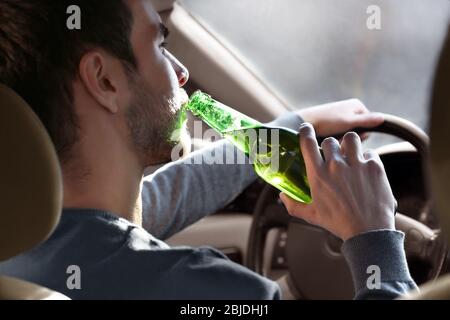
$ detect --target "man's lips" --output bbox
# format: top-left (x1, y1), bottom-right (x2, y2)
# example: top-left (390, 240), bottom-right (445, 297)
top-left (178, 88), bottom-right (189, 107)
top-left (168, 89), bottom-right (189, 113)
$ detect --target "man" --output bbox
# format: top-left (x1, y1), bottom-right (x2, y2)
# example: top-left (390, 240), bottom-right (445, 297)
top-left (0, 0), bottom-right (417, 299)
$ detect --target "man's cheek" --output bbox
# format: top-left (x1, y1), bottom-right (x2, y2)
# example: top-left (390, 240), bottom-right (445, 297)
top-left (147, 63), bottom-right (174, 95)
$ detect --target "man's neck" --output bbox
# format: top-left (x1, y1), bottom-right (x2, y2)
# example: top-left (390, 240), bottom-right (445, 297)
top-left (63, 158), bottom-right (143, 226)
top-left (61, 131), bottom-right (144, 226)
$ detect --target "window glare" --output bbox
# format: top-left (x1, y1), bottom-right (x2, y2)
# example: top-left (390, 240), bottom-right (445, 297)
top-left (181, 0), bottom-right (450, 146)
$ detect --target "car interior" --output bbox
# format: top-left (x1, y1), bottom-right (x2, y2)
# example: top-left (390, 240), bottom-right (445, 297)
top-left (0, 84), bottom-right (68, 300)
top-left (1, 0), bottom-right (450, 300)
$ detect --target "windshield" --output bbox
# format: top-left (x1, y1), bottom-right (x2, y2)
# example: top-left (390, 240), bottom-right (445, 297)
top-left (181, 0), bottom-right (449, 145)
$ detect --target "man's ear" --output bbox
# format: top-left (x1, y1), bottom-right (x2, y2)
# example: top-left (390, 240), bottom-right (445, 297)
top-left (78, 51), bottom-right (122, 114)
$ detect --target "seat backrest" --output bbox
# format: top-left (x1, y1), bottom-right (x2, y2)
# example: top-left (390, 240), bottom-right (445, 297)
top-left (402, 25), bottom-right (450, 300)
top-left (0, 84), bottom-right (68, 300)
top-left (429, 25), bottom-right (450, 248)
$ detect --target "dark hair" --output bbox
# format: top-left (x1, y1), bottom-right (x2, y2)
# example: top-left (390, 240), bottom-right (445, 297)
top-left (0, 0), bottom-right (137, 162)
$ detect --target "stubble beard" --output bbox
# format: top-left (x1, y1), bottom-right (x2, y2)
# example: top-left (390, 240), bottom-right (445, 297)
top-left (126, 75), bottom-right (188, 167)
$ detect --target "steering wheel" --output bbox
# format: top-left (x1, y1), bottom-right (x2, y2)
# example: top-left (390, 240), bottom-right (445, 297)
top-left (247, 114), bottom-right (448, 299)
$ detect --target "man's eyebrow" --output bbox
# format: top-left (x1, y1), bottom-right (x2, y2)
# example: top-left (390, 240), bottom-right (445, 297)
top-left (159, 23), bottom-right (170, 39)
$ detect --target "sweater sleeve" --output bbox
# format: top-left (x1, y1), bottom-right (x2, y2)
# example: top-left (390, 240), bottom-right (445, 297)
top-left (141, 112), bottom-right (304, 239)
top-left (342, 229), bottom-right (419, 299)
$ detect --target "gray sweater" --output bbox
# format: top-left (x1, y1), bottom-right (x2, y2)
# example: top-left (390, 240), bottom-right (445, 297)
top-left (0, 113), bottom-right (417, 299)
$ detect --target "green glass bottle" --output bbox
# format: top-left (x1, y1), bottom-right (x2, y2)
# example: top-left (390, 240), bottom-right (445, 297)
top-left (185, 91), bottom-right (312, 204)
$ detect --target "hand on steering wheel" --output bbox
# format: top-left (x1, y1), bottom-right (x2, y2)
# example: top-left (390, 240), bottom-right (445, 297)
top-left (247, 114), bottom-right (447, 299)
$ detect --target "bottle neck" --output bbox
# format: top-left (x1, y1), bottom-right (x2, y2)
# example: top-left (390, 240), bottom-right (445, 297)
top-left (186, 91), bottom-right (262, 134)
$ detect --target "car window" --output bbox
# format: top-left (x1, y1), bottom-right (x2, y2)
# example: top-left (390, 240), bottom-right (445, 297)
top-left (181, 0), bottom-right (450, 146)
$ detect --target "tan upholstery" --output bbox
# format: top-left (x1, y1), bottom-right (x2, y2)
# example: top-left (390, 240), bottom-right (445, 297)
top-left (402, 26), bottom-right (450, 300)
top-left (0, 84), bottom-right (62, 261)
top-left (430, 27), bottom-right (450, 247)
top-left (0, 84), bottom-right (67, 299)
top-left (0, 276), bottom-right (69, 300)
top-left (404, 275), bottom-right (450, 300)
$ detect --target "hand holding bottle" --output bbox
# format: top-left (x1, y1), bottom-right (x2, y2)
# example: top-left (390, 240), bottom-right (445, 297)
top-left (279, 123), bottom-right (396, 241)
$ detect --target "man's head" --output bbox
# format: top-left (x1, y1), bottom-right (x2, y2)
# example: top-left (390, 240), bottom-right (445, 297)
top-left (0, 0), bottom-right (189, 168)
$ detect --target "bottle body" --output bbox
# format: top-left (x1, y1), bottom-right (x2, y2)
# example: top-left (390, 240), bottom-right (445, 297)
top-left (186, 91), bottom-right (312, 203)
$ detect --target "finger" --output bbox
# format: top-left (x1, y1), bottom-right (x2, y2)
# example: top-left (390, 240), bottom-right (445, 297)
top-left (339, 132), bottom-right (368, 143)
top-left (349, 99), bottom-right (369, 114)
top-left (299, 123), bottom-right (323, 173)
top-left (359, 132), bottom-right (370, 141)
top-left (321, 137), bottom-right (342, 163)
top-left (341, 132), bottom-right (363, 165)
top-left (353, 112), bottom-right (385, 128)
top-left (363, 149), bottom-right (383, 165)
top-left (279, 193), bottom-right (315, 222)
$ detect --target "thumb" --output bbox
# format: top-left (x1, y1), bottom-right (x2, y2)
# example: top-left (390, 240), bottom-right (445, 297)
top-left (279, 193), bottom-right (315, 222)
top-left (354, 112), bottom-right (385, 128)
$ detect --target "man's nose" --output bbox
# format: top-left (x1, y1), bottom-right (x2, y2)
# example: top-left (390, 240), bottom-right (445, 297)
top-left (165, 50), bottom-right (189, 87)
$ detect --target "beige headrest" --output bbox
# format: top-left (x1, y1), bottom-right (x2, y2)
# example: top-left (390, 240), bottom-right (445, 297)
top-left (430, 25), bottom-right (450, 245)
top-left (0, 85), bottom-right (62, 262)
top-left (0, 276), bottom-right (69, 300)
